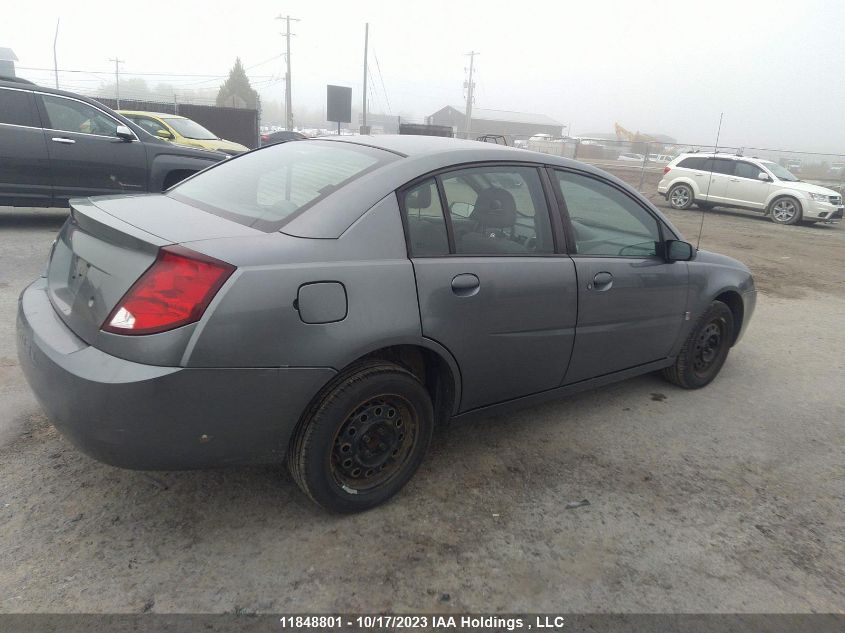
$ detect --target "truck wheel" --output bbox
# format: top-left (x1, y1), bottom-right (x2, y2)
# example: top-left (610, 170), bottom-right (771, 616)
top-left (288, 361), bottom-right (434, 513)
top-left (662, 301), bottom-right (734, 389)
top-left (669, 184), bottom-right (694, 210)
top-left (769, 196), bottom-right (802, 225)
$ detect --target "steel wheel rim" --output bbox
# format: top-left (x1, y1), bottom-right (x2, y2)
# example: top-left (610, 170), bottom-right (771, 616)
top-left (671, 187), bottom-right (690, 208)
top-left (693, 319), bottom-right (725, 375)
top-left (330, 395), bottom-right (418, 493)
top-left (773, 200), bottom-right (796, 222)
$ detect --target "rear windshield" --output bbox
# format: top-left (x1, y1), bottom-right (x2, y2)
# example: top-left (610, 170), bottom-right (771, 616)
top-left (169, 140), bottom-right (397, 232)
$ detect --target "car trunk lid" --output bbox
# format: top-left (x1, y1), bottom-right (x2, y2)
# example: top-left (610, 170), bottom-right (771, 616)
top-left (47, 194), bottom-right (260, 345)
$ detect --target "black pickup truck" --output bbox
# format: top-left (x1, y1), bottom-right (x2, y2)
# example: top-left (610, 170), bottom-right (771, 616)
top-left (0, 77), bottom-right (226, 208)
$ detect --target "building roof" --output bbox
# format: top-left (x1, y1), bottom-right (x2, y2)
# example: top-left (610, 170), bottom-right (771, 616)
top-left (440, 105), bottom-right (562, 127)
top-left (0, 47), bottom-right (18, 62)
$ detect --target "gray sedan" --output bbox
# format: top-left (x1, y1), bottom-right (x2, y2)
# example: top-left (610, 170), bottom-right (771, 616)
top-left (17, 135), bottom-right (756, 512)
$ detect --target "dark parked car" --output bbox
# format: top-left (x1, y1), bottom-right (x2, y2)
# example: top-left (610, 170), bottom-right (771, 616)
top-left (0, 78), bottom-right (225, 208)
top-left (260, 129), bottom-right (306, 146)
top-left (17, 136), bottom-right (756, 512)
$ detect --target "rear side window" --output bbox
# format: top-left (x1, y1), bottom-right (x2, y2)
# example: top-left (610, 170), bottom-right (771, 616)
top-left (170, 141), bottom-right (396, 232)
top-left (677, 157), bottom-right (705, 169)
top-left (401, 179), bottom-right (450, 256)
top-left (701, 158), bottom-right (734, 175)
top-left (0, 88), bottom-right (36, 127)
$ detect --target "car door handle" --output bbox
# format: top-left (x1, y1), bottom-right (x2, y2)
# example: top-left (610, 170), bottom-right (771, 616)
top-left (51, 137), bottom-right (76, 144)
top-left (730, 178), bottom-right (739, 182)
top-left (451, 273), bottom-right (480, 296)
top-left (591, 271), bottom-right (613, 291)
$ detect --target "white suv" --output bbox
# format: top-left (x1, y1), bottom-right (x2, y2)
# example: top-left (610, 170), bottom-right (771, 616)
top-left (658, 153), bottom-right (844, 225)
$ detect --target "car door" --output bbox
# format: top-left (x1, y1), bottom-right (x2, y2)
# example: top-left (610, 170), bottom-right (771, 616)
top-left (402, 164), bottom-right (578, 412)
top-left (36, 93), bottom-right (148, 202)
top-left (724, 160), bottom-right (771, 210)
top-left (0, 86), bottom-right (52, 206)
top-left (698, 157), bottom-right (734, 203)
top-left (551, 168), bottom-right (688, 384)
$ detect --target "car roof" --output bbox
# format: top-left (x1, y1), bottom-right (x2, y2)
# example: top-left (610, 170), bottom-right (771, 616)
top-left (118, 110), bottom-right (185, 120)
top-left (276, 136), bottom-right (683, 241)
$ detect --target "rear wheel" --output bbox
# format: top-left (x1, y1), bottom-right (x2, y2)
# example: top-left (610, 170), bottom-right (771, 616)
top-left (662, 301), bottom-right (734, 389)
top-left (288, 361), bottom-right (434, 513)
top-left (668, 184), bottom-right (694, 210)
top-left (769, 196), bottom-right (802, 225)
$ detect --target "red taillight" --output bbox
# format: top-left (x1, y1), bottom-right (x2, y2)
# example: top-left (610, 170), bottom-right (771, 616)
top-left (102, 245), bottom-right (235, 336)
top-left (663, 166), bottom-right (671, 175)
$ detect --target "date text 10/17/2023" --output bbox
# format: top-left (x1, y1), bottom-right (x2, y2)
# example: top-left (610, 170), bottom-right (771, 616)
top-left (278, 615), bottom-right (568, 630)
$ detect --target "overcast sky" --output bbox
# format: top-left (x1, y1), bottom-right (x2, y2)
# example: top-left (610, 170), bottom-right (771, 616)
top-left (5, 0), bottom-right (845, 153)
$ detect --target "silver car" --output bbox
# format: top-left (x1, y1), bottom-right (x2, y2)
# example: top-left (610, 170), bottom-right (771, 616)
top-left (17, 135), bottom-right (756, 512)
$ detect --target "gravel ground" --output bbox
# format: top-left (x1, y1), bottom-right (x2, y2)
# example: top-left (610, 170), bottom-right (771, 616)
top-left (0, 198), bottom-right (843, 614)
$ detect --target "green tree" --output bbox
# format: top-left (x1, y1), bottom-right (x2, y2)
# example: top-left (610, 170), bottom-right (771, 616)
top-left (216, 58), bottom-right (257, 109)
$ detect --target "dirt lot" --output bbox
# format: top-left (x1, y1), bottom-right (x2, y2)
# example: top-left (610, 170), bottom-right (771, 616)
top-left (0, 195), bottom-right (843, 613)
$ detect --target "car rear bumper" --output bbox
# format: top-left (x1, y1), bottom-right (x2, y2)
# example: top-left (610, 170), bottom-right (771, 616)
top-left (16, 278), bottom-right (335, 470)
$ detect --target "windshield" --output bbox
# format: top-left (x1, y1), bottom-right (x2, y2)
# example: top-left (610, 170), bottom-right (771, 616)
top-left (760, 161), bottom-right (799, 182)
top-left (165, 117), bottom-right (219, 140)
top-left (169, 140), bottom-right (397, 232)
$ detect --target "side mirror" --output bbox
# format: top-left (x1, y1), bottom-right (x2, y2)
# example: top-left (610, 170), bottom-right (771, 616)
top-left (156, 129), bottom-right (175, 140)
top-left (115, 125), bottom-right (134, 141)
top-left (757, 171), bottom-right (770, 182)
top-left (665, 239), bottom-right (695, 262)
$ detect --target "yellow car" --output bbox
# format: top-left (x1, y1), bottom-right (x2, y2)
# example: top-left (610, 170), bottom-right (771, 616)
top-left (118, 111), bottom-right (248, 156)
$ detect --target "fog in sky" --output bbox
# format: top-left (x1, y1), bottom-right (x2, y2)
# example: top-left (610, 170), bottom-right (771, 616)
top-left (5, 0), bottom-right (844, 153)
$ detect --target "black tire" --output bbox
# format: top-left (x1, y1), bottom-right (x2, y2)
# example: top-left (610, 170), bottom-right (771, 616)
top-left (288, 361), bottom-right (434, 513)
top-left (662, 301), bottom-right (734, 389)
top-left (768, 196), bottom-right (802, 225)
top-left (696, 202), bottom-right (713, 211)
top-left (668, 184), bottom-right (695, 210)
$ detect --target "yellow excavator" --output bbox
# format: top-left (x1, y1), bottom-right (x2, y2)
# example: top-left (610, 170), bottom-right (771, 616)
top-left (614, 122), bottom-right (657, 143)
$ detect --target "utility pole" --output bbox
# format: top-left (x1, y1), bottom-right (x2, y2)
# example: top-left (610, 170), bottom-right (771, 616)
top-left (276, 14), bottom-right (300, 131)
top-left (361, 22), bottom-right (369, 134)
top-left (53, 19), bottom-right (60, 89)
top-left (463, 51), bottom-right (479, 138)
top-left (109, 56), bottom-right (124, 108)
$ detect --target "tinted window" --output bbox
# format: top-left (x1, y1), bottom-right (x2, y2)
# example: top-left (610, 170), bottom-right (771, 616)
top-left (441, 165), bottom-right (553, 255)
top-left (401, 179), bottom-right (449, 256)
top-left (677, 156), bottom-right (705, 169)
top-left (701, 158), bottom-right (734, 175)
top-left (555, 171), bottom-right (660, 257)
top-left (735, 161), bottom-right (763, 179)
top-left (170, 140), bottom-right (396, 232)
top-left (41, 95), bottom-right (119, 137)
top-left (0, 88), bottom-right (35, 127)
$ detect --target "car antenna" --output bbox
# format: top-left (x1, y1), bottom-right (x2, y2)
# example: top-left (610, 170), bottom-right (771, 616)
top-left (697, 112), bottom-right (724, 250)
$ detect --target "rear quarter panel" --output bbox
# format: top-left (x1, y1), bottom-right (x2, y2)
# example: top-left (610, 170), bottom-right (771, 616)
top-left (184, 194), bottom-right (424, 370)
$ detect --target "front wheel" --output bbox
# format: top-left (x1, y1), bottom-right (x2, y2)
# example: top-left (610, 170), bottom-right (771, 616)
top-left (769, 197), bottom-right (802, 225)
top-left (662, 301), bottom-right (734, 389)
top-left (288, 361), bottom-right (434, 513)
top-left (668, 184), bottom-right (695, 210)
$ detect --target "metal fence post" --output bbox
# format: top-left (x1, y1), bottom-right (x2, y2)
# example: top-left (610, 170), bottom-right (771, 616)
top-left (573, 139), bottom-right (580, 160)
top-left (638, 141), bottom-right (651, 192)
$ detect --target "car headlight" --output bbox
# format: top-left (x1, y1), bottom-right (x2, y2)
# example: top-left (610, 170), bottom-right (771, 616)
top-left (809, 193), bottom-right (830, 202)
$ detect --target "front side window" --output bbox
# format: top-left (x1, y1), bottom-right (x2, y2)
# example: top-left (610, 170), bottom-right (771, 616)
top-left (165, 117), bottom-right (218, 140)
top-left (170, 140), bottom-right (396, 232)
top-left (440, 165), bottom-right (554, 255)
top-left (0, 88), bottom-right (36, 127)
top-left (41, 95), bottom-right (118, 137)
top-left (735, 161), bottom-right (764, 180)
top-left (760, 161), bottom-right (799, 182)
top-left (130, 116), bottom-right (170, 137)
top-left (555, 170), bottom-right (661, 257)
top-left (401, 179), bottom-right (449, 256)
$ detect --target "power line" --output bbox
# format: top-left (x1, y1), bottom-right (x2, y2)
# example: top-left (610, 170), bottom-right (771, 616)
top-left (372, 46), bottom-right (392, 114)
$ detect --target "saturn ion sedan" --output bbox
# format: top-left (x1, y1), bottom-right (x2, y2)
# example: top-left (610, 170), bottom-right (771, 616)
top-left (17, 135), bottom-right (756, 512)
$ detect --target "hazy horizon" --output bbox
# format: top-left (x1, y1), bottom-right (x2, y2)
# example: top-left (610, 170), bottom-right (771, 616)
top-left (5, 0), bottom-right (845, 154)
